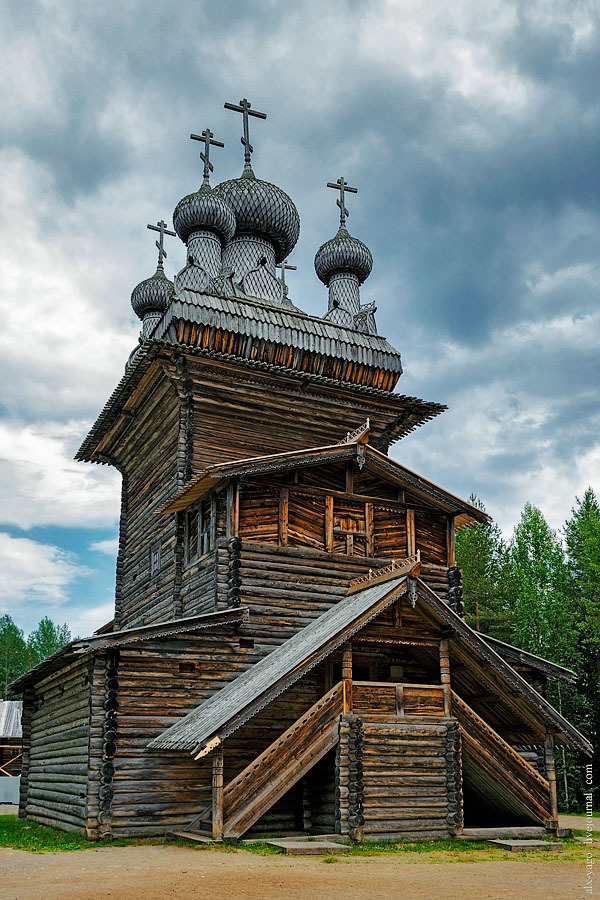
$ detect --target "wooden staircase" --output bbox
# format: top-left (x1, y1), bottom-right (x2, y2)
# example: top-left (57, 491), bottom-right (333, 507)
top-left (451, 691), bottom-right (551, 825)
top-left (183, 681), bottom-right (345, 841)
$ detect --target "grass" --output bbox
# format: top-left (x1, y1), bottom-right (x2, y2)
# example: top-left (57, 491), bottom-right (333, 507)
top-left (1, 816), bottom-right (597, 865)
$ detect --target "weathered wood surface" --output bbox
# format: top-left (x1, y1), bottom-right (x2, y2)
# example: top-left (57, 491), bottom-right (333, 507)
top-left (221, 683), bottom-right (344, 838)
top-left (452, 691), bottom-right (550, 824)
top-left (24, 658), bottom-right (92, 834)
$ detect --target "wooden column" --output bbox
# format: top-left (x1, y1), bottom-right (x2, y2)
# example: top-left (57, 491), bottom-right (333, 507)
top-left (406, 508), bottom-right (415, 556)
top-left (545, 732), bottom-right (559, 829)
top-left (365, 502), bottom-right (374, 557)
top-left (345, 462), bottom-right (354, 494)
top-left (342, 643), bottom-right (353, 713)
top-left (278, 487), bottom-right (289, 547)
top-left (226, 480), bottom-right (239, 539)
top-left (212, 745), bottom-right (224, 840)
top-left (447, 516), bottom-right (455, 567)
top-left (439, 639), bottom-right (452, 717)
top-left (325, 495), bottom-right (334, 552)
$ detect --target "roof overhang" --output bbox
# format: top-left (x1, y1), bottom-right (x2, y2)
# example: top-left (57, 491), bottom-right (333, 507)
top-left (9, 608), bottom-right (248, 693)
top-left (158, 440), bottom-right (491, 527)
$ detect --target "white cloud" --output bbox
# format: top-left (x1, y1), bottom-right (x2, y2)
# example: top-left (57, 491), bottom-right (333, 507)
top-left (68, 601), bottom-right (115, 639)
top-left (0, 531), bottom-right (89, 616)
top-left (0, 420), bottom-right (121, 530)
top-left (90, 538), bottom-right (119, 556)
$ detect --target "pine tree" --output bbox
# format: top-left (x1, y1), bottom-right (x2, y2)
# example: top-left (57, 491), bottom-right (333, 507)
top-left (26, 617), bottom-right (72, 668)
top-left (455, 495), bottom-right (512, 641)
top-left (0, 615), bottom-right (28, 699)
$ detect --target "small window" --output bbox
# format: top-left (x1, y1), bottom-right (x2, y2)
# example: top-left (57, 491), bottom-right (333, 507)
top-left (239, 637), bottom-right (255, 650)
top-left (185, 499), bottom-right (214, 564)
top-left (150, 542), bottom-right (161, 575)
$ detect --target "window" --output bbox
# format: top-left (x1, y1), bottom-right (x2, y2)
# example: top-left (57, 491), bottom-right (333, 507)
top-left (150, 542), bottom-right (161, 575)
top-left (185, 499), bottom-right (214, 564)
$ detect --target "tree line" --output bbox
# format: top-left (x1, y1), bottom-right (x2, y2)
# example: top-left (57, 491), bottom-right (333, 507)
top-left (0, 616), bottom-right (72, 699)
top-left (456, 487), bottom-right (599, 811)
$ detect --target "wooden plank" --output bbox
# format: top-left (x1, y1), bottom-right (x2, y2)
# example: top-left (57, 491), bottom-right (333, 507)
top-left (406, 509), bottom-right (415, 556)
top-left (212, 746), bottom-right (224, 840)
top-left (278, 487), bottom-right (289, 547)
top-left (325, 495), bottom-right (334, 552)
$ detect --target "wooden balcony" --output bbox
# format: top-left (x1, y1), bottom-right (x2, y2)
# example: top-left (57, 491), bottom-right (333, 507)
top-left (353, 681), bottom-right (450, 720)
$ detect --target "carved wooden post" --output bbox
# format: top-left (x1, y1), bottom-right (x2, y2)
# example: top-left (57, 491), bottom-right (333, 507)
top-left (447, 516), bottom-right (455, 567)
top-left (545, 731), bottom-right (559, 831)
top-left (226, 480), bottom-right (239, 539)
top-left (212, 745), bottom-right (224, 840)
top-left (278, 487), bottom-right (289, 547)
top-left (342, 643), bottom-right (353, 713)
top-left (325, 495), bottom-right (334, 552)
top-left (365, 502), bottom-right (374, 557)
top-left (439, 639), bottom-right (451, 717)
top-left (406, 508), bottom-right (415, 556)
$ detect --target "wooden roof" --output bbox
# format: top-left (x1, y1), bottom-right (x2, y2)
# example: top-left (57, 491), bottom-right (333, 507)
top-left (158, 440), bottom-right (491, 526)
top-left (482, 635), bottom-right (577, 684)
top-left (147, 573), bottom-right (415, 755)
top-left (9, 608), bottom-right (247, 693)
top-left (147, 574), bottom-right (592, 756)
top-left (0, 700), bottom-right (22, 739)
top-left (76, 342), bottom-right (446, 464)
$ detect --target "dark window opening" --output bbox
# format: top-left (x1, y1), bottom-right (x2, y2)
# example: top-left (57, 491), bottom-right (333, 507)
top-left (179, 662), bottom-right (196, 675)
top-left (185, 499), bottom-right (214, 564)
top-left (239, 637), bottom-right (255, 649)
top-left (150, 542), bottom-right (161, 575)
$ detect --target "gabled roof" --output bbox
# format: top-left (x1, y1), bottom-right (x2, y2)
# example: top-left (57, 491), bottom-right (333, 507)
top-left (148, 574), bottom-right (413, 754)
top-left (9, 608), bottom-right (247, 693)
top-left (158, 440), bottom-right (491, 526)
top-left (147, 572), bottom-right (592, 757)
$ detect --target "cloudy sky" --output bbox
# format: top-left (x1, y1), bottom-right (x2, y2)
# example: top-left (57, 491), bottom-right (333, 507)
top-left (1, 0), bottom-right (598, 637)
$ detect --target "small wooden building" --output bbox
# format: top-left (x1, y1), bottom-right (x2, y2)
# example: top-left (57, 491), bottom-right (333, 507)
top-left (0, 700), bottom-right (22, 778)
top-left (12, 101), bottom-right (591, 839)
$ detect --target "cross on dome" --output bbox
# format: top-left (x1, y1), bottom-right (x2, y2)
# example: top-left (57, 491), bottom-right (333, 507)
top-left (147, 220), bottom-right (176, 270)
top-left (276, 258), bottom-right (297, 286)
top-left (326, 176), bottom-right (358, 229)
top-left (190, 128), bottom-right (225, 186)
top-left (224, 97), bottom-right (267, 174)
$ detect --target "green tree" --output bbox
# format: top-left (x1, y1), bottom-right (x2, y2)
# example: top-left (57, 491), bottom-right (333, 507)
top-left (455, 495), bottom-right (512, 641)
top-left (565, 489), bottom-right (600, 684)
top-left (0, 615), bottom-right (28, 699)
top-left (26, 617), bottom-right (72, 668)
top-left (508, 503), bottom-right (577, 664)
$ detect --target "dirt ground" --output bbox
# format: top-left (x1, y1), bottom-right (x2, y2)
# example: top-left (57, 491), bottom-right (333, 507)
top-left (0, 845), bottom-right (592, 900)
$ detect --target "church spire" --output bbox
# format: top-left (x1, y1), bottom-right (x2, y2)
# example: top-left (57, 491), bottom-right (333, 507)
top-left (130, 220), bottom-right (175, 340)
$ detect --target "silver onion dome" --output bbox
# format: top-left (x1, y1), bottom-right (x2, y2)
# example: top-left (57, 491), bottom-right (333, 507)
top-left (314, 226), bottom-right (373, 286)
top-left (130, 268), bottom-right (173, 320)
top-left (213, 171), bottom-right (300, 263)
top-left (173, 183), bottom-right (236, 246)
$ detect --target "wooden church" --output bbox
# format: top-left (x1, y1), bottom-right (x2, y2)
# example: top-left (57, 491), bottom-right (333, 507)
top-left (12, 99), bottom-right (591, 841)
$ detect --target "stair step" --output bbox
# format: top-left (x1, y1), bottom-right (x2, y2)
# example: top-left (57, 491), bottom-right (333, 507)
top-left (487, 839), bottom-right (563, 852)
top-left (458, 827), bottom-right (546, 840)
top-left (263, 838), bottom-right (350, 856)
top-left (171, 831), bottom-right (218, 844)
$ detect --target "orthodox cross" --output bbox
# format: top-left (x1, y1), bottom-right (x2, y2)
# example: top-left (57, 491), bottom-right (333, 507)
top-left (224, 98), bottom-right (267, 171)
top-left (327, 176), bottom-right (358, 229)
top-left (276, 258), bottom-right (297, 286)
top-left (147, 220), bottom-right (176, 270)
top-left (190, 127), bottom-right (225, 185)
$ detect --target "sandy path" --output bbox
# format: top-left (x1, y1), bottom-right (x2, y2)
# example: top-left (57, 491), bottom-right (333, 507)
top-left (0, 845), bottom-right (591, 900)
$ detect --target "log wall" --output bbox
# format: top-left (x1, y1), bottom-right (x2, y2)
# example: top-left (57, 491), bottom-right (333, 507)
top-left (24, 658), bottom-right (92, 834)
top-left (118, 377), bottom-right (181, 629)
top-left (339, 718), bottom-right (463, 841)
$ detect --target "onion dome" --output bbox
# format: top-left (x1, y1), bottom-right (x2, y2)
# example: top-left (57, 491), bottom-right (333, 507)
top-left (130, 267), bottom-right (173, 320)
top-left (314, 226), bottom-right (373, 286)
top-left (173, 183), bottom-right (236, 246)
top-left (213, 171), bottom-right (300, 263)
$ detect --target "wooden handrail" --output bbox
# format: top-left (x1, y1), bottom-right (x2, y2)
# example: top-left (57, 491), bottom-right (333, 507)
top-left (452, 690), bottom-right (550, 821)
top-left (221, 681), bottom-right (344, 836)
